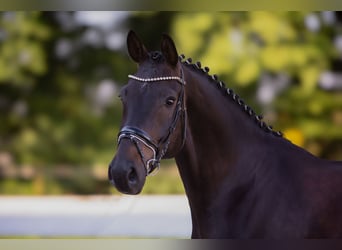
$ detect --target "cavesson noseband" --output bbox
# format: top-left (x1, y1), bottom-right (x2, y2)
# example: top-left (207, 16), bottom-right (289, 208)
top-left (117, 69), bottom-right (187, 176)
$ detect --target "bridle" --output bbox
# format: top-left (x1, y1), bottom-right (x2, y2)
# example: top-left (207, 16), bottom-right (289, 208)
top-left (117, 68), bottom-right (187, 176)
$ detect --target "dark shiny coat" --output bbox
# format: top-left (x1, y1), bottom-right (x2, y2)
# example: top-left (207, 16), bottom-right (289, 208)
top-left (109, 31), bottom-right (342, 238)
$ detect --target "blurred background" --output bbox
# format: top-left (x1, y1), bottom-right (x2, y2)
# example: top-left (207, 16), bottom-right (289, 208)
top-left (0, 11), bottom-right (341, 196)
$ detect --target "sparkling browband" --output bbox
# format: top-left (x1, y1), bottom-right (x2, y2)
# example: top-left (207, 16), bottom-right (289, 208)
top-left (128, 74), bottom-right (185, 85)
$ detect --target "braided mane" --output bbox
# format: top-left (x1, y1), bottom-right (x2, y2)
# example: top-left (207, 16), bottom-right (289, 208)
top-left (179, 54), bottom-right (283, 137)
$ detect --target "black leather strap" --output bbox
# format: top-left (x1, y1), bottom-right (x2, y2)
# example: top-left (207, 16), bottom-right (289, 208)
top-left (118, 126), bottom-right (159, 151)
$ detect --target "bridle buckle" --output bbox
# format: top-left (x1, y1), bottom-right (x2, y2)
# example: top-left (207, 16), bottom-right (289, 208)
top-left (146, 159), bottom-right (160, 176)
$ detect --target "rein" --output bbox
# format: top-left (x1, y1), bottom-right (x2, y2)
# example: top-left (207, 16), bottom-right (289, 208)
top-left (117, 69), bottom-right (187, 176)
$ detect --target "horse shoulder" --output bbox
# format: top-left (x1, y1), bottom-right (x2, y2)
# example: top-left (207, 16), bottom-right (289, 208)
top-left (274, 140), bottom-right (342, 237)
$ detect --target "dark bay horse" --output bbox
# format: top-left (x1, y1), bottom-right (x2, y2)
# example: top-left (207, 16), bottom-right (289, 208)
top-left (108, 30), bottom-right (342, 238)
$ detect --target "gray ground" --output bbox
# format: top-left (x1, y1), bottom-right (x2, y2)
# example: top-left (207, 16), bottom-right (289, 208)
top-left (0, 195), bottom-right (191, 238)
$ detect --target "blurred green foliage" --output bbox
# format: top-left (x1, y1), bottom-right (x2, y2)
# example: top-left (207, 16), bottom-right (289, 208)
top-left (172, 12), bottom-right (332, 88)
top-left (171, 12), bottom-right (342, 158)
top-left (0, 11), bottom-right (341, 195)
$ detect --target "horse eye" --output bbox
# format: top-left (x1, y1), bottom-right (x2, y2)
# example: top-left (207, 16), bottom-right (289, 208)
top-left (165, 97), bottom-right (176, 106)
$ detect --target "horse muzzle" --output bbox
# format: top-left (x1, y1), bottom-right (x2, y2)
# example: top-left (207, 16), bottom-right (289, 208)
top-left (108, 155), bottom-right (146, 195)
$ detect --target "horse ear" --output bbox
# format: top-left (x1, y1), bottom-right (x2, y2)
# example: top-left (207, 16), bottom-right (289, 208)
top-left (161, 34), bottom-right (179, 67)
top-left (127, 30), bottom-right (148, 63)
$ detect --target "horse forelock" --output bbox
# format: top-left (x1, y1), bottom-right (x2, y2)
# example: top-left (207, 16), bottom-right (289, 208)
top-left (148, 51), bottom-right (165, 63)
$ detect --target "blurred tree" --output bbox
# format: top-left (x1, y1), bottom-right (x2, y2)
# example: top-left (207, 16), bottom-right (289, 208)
top-left (0, 11), bottom-right (129, 168)
top-left (170, 11), bottom-right (342, 160)
top-left (0, 11), bottom-right (178, 194)
top-left (0, 11), bottom-right (341, 194)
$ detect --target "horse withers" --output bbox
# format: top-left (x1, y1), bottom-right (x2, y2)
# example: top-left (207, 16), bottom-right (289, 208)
top-left (108, 30), bottom-right (342, 238)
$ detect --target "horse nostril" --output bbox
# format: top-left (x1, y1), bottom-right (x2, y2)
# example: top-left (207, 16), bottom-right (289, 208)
top-left (108, 165), bottom-right (113, 180)
top-left (108, 166), bottom-right (116, 186)
top-left (128, 167), bottom-right (138, 184)
top-left (108, 166), bottom-right (112, 180)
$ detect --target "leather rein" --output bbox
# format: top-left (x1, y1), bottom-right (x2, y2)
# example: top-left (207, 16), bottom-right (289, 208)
top-left (117, 69), bottom-right (187, 176)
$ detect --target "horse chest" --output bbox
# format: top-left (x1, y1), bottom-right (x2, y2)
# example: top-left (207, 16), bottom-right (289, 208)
top-left (192, 180), bottom-right (310, 238)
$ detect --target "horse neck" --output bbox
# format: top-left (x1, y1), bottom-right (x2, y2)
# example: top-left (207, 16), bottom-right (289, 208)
top-left (175, 64), bottom-right (272, 209)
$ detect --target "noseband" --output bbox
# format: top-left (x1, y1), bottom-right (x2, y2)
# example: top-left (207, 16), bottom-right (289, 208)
top-left (117, 69), bottom-right (187, 176)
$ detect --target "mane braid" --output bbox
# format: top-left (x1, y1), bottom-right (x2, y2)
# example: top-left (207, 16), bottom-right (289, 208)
top-left (179, 54), bottom-right (283, 137)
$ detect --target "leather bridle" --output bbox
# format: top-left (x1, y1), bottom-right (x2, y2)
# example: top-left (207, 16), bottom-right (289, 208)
top-left (117, 69), bottom-right (187, 176)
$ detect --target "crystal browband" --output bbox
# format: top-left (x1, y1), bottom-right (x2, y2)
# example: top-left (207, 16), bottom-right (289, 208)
top-left (128, 74), bottom-right (185, 85)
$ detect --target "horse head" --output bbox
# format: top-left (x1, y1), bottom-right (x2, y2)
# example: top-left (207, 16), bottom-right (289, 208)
top-left (108, 31), bottom-right (186, 194)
